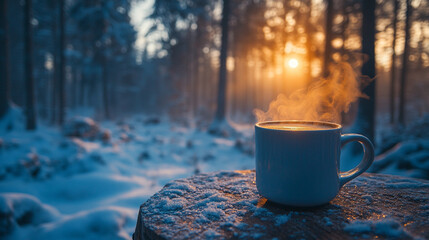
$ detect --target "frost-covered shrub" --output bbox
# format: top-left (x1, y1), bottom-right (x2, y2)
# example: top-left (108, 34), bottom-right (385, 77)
top-left (0, 138), bottom-right (20, 151)
top-left (404, 114), bottom-right (429, 140)
top-left (62, 117), bottom-right (110, 142)
top-left (234, 138), bottom-right (254, 156)
top-left (144, 117), bottom-right (161, 125)
top-left (0, 106), bottom-right (25, 133)
top-left (63, 117), bottom-right (100, 139)
top-left (0, 139), bottom-right (106, 180)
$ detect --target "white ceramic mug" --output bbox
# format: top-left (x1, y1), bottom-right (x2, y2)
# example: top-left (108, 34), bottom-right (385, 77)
top-left (255, 120), bottom-right (374, 207)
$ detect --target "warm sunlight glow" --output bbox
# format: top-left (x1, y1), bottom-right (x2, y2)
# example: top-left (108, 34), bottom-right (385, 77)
top-left (288, 58), bottom-right (299, 68)
top-left (227, 57), bottom-right (235, 71)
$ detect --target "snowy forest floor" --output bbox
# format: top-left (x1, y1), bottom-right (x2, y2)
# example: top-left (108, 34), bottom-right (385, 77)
top-left (0, 110), bottom-right (428, 239)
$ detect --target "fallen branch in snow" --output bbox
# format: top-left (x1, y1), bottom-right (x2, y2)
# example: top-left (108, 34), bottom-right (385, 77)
top-left (371, 114), bottom-right (429, 180)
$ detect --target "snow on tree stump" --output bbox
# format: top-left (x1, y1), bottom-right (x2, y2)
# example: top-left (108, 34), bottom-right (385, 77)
top-left (133, 170), bottom-right (429, 240)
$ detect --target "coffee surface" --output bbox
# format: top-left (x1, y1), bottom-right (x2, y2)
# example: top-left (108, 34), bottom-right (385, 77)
top-left (259, 123), bottom-right (336, 131)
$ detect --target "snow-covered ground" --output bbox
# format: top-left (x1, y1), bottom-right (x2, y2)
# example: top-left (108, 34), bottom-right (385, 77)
top-left (0, 113), bottom-right (254, 239)
top-left (1, 110), bottom-right (428, 239)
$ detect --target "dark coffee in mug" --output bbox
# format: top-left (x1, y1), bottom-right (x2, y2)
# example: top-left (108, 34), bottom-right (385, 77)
top-left (259, 122), bottom-right (336, 131)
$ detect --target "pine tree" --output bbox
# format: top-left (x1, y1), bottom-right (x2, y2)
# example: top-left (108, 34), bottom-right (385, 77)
top-left (356, 0), bottom-right (376, 143)
top-left (209, 0), bottom-right (230, 134)
top-left (0, 0), bottom-right (10, 118)
top-left (58, 0), bottom-right (65, 124)
top-left (322, 0), bottom-right (333, 78)
top-left (389, 0), bottom-right (399, 124)
top-left (25, 0), bottom-right (36, 130)
top-left (398, 0), bottom-right (412, 126)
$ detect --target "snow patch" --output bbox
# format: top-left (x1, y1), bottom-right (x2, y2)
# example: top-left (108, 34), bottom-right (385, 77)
top-left (156, 198), bottom-right (186, 211)
top-left (344, 218), bottom-right (414, 238)
top-left (0, 115), bottom-right (256, 239)
top-left (37, 207), bottom-right (133, 240)
top-left (274, 214), bottom-right (290, 226)
top-left (202, 207), bottom-right (224, 221)
top-left (323, 216), bottom-right (333, 226)
top-left (0, 193), bottom-right (60, 236)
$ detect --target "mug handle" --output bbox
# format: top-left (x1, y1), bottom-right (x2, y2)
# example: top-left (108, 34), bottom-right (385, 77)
top-left (339, 134), bottom-right (375, 187)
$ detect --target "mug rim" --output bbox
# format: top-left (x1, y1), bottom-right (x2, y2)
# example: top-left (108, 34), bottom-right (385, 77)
top-left (255, 120), bottom-right (342, 131)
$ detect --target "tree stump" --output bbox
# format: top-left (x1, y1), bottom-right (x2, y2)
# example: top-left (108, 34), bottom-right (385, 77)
top-left (133, 170), bottom-right (429, 239)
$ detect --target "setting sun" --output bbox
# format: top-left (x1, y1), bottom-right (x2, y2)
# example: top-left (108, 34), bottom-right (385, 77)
top-left (288, 58), bottom-right (299, 68)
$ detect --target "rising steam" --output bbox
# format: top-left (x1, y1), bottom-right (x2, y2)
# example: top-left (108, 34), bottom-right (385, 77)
top-left (254, 62), bottom-right (368, 124)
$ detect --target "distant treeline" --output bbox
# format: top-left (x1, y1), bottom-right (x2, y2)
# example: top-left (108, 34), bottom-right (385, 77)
top-left (0, 0), bottom-right (428, 137)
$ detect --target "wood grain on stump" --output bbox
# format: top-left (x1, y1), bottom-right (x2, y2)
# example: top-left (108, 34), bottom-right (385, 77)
top-left (133, 171), bottom-right (429, 240)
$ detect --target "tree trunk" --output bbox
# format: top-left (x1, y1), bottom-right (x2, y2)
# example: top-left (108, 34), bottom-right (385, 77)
top-left (79, 73), bottom-right (85, 106)
top-left (102, 57), bottom-right (110, 119)
top-left (322, 0), bottom-right (333, 78)
top-left (341, 0), bottom-right (348, 59)
top-left (340, 0), bottom-right (349, 124)
top-left (73, 68), bottom-right (79, 108)
top-left (306, 0), bottom-right (313, 83)
top-left (50, 0), bottom-right (57, 124)
top-left (0, 0), bottom-right (10, 118)
top-left (398, 0), bottom-right (411, 126)
top-left (58, 0), bottom-right (65, 125)
top-left (243, 56), bottom-right (249, 117)
top-left (231, 44), bottom-right (239, 120)
top-left (417, 24), bottom-right (424, 70)
top-left (389, 0), bottom-right (399, 124)
top-left (24, 0), bottom-right (36, 130)
top-left (356, 0), bottom-right (376, 143)
top-left (188, 28), bottom-right (195, 123)
top-left (281, 0), bottom-right (288, 93)
top-left (212, 0), bottom-right (230, 124)
top-left (194, 18), bottom-right (204, 122)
